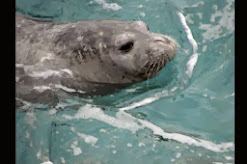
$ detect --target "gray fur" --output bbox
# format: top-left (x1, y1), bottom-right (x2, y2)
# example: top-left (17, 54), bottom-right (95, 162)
top-left (16, 13), bottom-right (178, 106)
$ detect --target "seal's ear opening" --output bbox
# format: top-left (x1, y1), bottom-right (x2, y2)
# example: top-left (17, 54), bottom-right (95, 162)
top-left (119, 41), bottom-right (134, 53)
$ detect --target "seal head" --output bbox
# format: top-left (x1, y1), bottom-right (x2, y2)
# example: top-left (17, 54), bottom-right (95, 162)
top-left (53, 20), bottom-right (177, 84)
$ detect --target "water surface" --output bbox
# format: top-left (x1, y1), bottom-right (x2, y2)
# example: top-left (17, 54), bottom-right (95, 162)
top-left (16, 0), bottom-right (235, 163)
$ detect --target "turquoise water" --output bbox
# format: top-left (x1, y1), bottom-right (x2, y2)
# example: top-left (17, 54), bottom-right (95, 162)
top-left (16, 0), bottom-right (234, 163)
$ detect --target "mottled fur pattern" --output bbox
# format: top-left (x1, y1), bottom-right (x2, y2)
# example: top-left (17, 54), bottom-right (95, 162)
top-left (16, 13), bottom-right (178, 106)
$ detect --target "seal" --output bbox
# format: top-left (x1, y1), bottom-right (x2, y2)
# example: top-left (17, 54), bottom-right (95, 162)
top-left (16, 13), bottom-right (178, 106)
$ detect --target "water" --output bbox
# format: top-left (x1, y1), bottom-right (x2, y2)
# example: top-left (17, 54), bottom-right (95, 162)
top-left (16, 0), bottom-right (234, 163)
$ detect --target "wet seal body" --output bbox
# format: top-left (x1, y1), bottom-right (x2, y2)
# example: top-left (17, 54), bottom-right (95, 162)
top-left (16, 13), bottom-right (178, 106)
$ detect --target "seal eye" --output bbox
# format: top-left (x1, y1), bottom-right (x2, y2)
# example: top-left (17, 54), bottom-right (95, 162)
top-left (119, 42), bottom-right (134, 53)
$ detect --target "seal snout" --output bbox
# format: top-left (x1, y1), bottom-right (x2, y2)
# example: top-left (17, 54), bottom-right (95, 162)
top-left (153, 34), bottom-right (178, 61)
top-left (135, 34), bottom-right (178, 80)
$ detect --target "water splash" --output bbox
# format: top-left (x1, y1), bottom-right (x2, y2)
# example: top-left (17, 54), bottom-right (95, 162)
top-left (62, 104), bottom-right (234, 153)
top-left (177, 11), bottom-right (199, 78)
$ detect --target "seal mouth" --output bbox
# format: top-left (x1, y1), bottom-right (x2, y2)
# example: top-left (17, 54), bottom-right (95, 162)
top-left (136, 53), bottom-right (170, 80)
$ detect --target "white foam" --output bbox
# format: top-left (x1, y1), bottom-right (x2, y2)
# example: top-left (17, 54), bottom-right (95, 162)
top-left (62, 115), bottom-right (73, 120)
top-left (176, 153), bottom-right (181, 158)
top-left (71, 141), bottom-right (82, 156)
top-left (199, 0), bottom-right (234, 42)
top-left (143, 120), bottom-right (234, 152)
top-left (33, 86), bottom-right (52, 92)
top-left (94, 0), bottom-right (122, 11)
top-left (63, 104), bottom-right (234, 153)
top-left (119, 90), bottom-right (170, 111)
top-left (40, 162), bottom-right (53, 164)
top-left (202, 45), bottom-right (207, 52)
top-left (40, 53), bottom-right (54, 62)
top-left (171, 86), bottom-right (178, 92)
top-left (103, 3), bottom-right (122, 10)
top-left (140, 12), bottom-right (146, 17)
top-left (61, 69), bottom-right (74, 77)
top-left (63, 104), bottom-right (143, 133)
top-left (25, 111), bottom-right (37, 128)
top-left (54, 84), bottom-right (86, 94)
top-left (199, 24), bottom-right (222, 41)
top-left (36, 149), bottom-right (41, 159)
top-left (138, 4), bottom-right (143, 8)
top-left (61, 157), bottom-right (65, 164)
top-left (184, 51), bottom-right (197, 73)
top-left (29, 70), bottom-right (62, 79)
top-left (49, 109), bottom-right (57, 115)
top-left (55, 84), bottom-right (76, 92)
top-left (140, 118), bottom-right (234, 152)
top-left (224, 92), bottom-right (235, 99)
top-left (210, 0), bottom-right (234, 30)
top-left (119, 97), bottom-right (159, 111)
top-left (177, 12), bottom-right (199, 78)
top-left (77, 132), bottom-right (98, 145)
top-left (138, 142), bottom-right (145, 147)
top-left (125, 87), bottom-right (141, 93)
top-left (225, 156), bottom-right (234, 160)
top-left (29, 69), bottom-right (74, 79)
top-left (99, 129), bottom-right (107, 133)
top-left (25, 130), bottom-right (30, 139)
